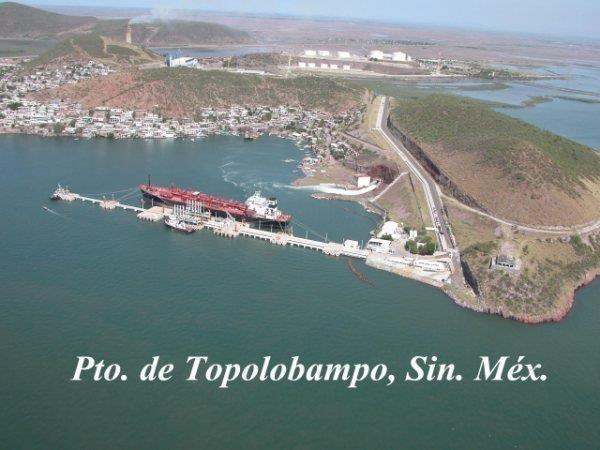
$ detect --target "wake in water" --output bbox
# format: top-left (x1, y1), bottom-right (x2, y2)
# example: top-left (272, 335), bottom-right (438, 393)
top-left (42, 205), bottom-right (84, 225)
top-left (43, 206), bottom-right (61, 216)
top-left (220, 162), bottom-right (289, 194)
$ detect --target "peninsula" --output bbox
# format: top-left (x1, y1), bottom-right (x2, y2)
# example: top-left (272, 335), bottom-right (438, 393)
top-left (1, 2), bottom-right (598, 324)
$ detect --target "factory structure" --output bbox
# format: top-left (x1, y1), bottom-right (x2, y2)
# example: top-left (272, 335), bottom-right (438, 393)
top-left (125, 24), bottom-right (132, 44)
top-left (165, 55), bottom-right (199, 68)
top-left (368, 50), bottom-right (412, 62)
top-left (297, 48), bottom-right (414, 72)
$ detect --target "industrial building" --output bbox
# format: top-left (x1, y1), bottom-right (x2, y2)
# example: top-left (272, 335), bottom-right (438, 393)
top-left (369, 50), bottom-right (412, 62)
top-left (166, 55), bottom-right (198, 68)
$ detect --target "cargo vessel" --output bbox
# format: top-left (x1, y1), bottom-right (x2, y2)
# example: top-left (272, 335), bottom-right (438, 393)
top-left (140, 183), bottom-right (291, 228)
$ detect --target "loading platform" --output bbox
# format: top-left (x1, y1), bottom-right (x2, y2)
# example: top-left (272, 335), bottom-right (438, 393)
top-left (51, 186), bottom-right (370, 260)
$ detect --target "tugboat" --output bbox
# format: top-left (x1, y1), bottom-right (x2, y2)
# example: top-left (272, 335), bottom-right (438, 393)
top-left (164, 214), bottom-right (195, 233)
top-left (50, 184), bottom-right (75, 201)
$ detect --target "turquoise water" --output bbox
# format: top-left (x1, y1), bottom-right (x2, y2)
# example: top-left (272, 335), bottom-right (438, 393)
top-left (0, 134), bottom-right (598, 448)
top-left (372, 64), bottom-right (600, 149)
top-left (453, 65), bottom-right (600, 149)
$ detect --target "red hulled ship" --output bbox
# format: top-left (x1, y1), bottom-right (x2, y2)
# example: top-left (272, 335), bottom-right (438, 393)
top-left (140, 183), bottom-right (291, 228)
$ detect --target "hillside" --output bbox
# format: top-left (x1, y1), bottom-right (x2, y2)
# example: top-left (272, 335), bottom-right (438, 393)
top-left (0, 2), bottom-right (97, 39)
top-left (389, 94), bottom-right (600, 226)
top-left (28, 34), bottom-right (158, 67)
top-left (34, 67), bottom-right (363, 115)
top-left (0, 3), bottom-right (250, 45)
top-left (130, 20), bottom-right (251, 46)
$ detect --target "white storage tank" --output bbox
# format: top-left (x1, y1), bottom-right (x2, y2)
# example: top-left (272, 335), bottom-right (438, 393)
top-left (392, 51), bottom-right (410, 62)
top-left (369, 50), bottom-right (385, 60)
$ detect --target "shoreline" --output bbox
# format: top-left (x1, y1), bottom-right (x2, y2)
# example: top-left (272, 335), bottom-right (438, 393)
top-left (291, 140), bottom-right (600, 325)
top-left (444, 269), bottom-right (600, 324)
top-left (4, 130), bottom-right (598, 325)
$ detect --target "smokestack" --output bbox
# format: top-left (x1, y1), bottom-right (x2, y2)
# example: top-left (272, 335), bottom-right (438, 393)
top-left (126, 24), bottom-right (132, 44)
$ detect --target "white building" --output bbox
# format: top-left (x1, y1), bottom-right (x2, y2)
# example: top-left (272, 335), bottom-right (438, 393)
top-left (166, 56), bottom-right (198, 68)
top-left (369, 50), bottom-right (385, 60)
top-left (337, 51), bottom-right (351, 59)
top-left (320, 63), bottom-right (328, 69)
top-left (355, 174), bottom-right (371, 188)
top-left (308, 62), bottom-right (316, 68)
top-left (367, 238), bottom-right (392, 254)
top-left (317, 50), bottom-right (330, 57)
top-left (304, 50), bottom-right (317, 56)
top-left (342, 64), bottom-right (351, 70)
top-left (298, 61), bottom-right (307, 68)
top-left (330, 64), bottom-right (339, 70)
top-left (392, 51), bottom-right (412, 62)
top-left (343, 240), bottom-right (360, 250)
top-left (377, 221), bottom-right (401, 240)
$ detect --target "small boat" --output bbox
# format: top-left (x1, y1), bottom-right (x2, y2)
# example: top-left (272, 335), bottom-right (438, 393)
top-left (164, 214), bottom-right (195, 233)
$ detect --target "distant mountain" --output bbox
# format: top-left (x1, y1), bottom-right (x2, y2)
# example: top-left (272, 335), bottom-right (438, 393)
top-left (0, 2), bottom-right (98, 39)
top-left (130, 20), bottom-right (251, 46)
top-left (0, 2), bottom-right (251, 45)
top-left (28, 33), bottom-right (159, 67)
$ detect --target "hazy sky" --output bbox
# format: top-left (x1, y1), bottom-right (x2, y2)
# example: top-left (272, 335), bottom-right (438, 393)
top-left (28, 0), bottom-right (600, 39)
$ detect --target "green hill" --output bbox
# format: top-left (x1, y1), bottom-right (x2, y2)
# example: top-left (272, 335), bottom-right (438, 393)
top-left (389, 94), bottom-right (600, 226)
top-left (0, 2), bottom-right (97, 39)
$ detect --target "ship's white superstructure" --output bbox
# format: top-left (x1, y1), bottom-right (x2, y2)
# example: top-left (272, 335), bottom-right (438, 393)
top-left (245, 191), bottom-right (282, 221)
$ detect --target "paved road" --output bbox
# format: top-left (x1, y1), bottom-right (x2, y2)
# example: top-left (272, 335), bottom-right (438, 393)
top-left (375, 97), bottom-right (454, 252)
top-left (374, 97), bottom-right (600, 238)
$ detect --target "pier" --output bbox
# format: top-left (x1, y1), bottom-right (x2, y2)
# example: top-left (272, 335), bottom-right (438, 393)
top-left (49, 185), bottom-right (453, 284)
top-left (52, 186), bottom-right (370, 260)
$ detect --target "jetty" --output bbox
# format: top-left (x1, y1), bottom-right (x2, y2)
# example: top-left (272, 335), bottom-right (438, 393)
top-left (49, 184), bottom-right (453, 285)
top-left (50, 185), bottom-right (370, 260)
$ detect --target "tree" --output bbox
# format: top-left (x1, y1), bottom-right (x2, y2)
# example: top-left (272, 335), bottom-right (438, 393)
top-left (8, 102), bottom-right (22, 111)
top-left (53, 123), bottom-right (66, 135)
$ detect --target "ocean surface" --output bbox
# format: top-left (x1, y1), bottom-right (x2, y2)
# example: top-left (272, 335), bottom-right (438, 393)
top-left (1, 75), bottom-right (599, 448)
top-left (452, 64), bottom-right (600, 150)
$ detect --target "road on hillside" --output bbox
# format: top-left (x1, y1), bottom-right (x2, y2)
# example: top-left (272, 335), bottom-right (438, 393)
top-left (375, 97), bottom-right (600, 237)
top-left (375, 96), bottom-right (455, 252)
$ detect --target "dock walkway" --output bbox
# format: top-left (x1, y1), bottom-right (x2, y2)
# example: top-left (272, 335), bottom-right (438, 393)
top-left (62, 189), bottom-right (370, 259)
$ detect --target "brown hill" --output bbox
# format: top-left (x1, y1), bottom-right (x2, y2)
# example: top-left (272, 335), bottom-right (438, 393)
top-left (28, 34), bottom-right (158, 67)
top-left (389, 94), bottom-right (600, 226)
top-left (34, 67), bottom-right (363, 115)
top-left (0, 3), bottom-right (250, 45)
top-left (130, 20), bottom-right (251, 46)
top-left (0, 2), bottom-right (97, 39)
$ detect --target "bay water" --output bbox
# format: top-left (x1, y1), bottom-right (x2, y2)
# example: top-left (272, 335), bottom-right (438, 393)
top-left (0, 127), bottom-right (598, 447)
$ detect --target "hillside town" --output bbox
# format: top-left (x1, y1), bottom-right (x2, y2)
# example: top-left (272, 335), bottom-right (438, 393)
top-left (0, 59), bottom-right (361, 161)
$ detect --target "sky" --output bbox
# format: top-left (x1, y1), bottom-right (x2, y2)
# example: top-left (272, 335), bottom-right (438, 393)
top-left (26, 0), bottom-right (600, 40)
